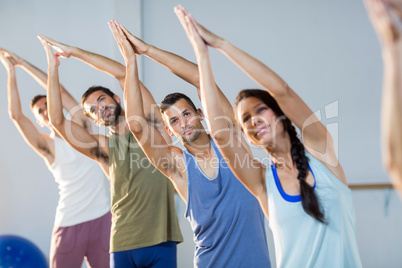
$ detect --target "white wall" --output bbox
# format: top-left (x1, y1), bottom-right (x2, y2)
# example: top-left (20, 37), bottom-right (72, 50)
top-left (0, 0), bottom-right (401, 267)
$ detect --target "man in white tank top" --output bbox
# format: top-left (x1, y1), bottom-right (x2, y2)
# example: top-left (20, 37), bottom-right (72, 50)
top-left (0, 49), bottom-right (111, 268)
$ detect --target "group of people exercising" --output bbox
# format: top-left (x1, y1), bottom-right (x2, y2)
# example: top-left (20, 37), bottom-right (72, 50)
top-left (2, 1), bottom-right (400, 267)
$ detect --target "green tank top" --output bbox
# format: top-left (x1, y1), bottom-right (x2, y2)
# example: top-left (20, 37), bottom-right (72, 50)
top-left (107, 131), bottom-right (183, 252)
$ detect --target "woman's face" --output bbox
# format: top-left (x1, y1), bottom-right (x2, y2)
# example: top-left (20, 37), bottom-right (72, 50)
top-left (236, 96), bottom-right (285, 147)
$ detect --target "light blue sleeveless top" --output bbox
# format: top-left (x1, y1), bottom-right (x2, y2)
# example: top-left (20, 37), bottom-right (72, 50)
top-left (183, 139), bottom-right (271, 267)
top-left (266, 152), bottom-right (362, 268)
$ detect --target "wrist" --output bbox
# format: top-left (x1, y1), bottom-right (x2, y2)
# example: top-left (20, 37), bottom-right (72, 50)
top-left (48, 63), bottom-right (59, 73)
top-left (14, 58), bottom-right (24, 66)
top-left (19, 58), bottom-right (28, 67)
top-left (7, 67), bottom-right (16, 76)
top-left (216, 39), bottom-right (229, 50)
top-left (70, 46), bottom-right (79, 57)
top-left (126, 58), bottom-right (138, 69)
top-left (143, 45), bottom-right (155, 56)
top-left (197, 50), bottom-right (210, 64)
top-left (382, 43), bottom-right (402, 61)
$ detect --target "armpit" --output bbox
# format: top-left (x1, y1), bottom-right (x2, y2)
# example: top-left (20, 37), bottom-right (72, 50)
top-left (90, 146), bottom-right (109, 164)
top-left (38, 142), bottom-right (51, 155)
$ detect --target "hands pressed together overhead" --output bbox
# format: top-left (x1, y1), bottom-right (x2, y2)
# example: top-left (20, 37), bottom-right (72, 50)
top-left (364, 0), bottom-right (402, 46)
top-left (0, 50), bottom-right (16, 72)
top-left (108, 20), bottom-right (138, 65)
top-left (174, 5), bottom-right (225, 57)
top-left (37, 35), bottom-right (73, 58)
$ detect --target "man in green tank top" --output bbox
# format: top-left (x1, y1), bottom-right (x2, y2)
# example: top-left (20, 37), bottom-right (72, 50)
top-left (39, 35), bottom-right (188, 267)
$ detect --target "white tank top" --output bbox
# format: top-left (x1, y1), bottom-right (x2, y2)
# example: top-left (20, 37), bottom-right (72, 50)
top-left (266, 151), bottom-right (362, 268)
top-left (46, 136), bottom-right (110, 227)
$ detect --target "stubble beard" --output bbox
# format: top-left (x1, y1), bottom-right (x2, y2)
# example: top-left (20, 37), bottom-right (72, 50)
top-left (181, 126), bottom-right (202, 143)
top-left (102, 104), bottom-right (122, 127)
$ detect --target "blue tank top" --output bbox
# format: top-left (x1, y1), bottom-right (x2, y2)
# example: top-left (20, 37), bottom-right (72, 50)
top-left (183, 139), bottom-right (271, 267)
top-left (266, 151), bottom-right (362, 268)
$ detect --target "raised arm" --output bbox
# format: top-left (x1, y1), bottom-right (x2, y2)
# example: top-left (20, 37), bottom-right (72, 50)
top-left (174, 7), bottom-right (265, 197)
top-left (38, 35), bottom-right (127, 88)
top-left (364, 0), bottom-right (402, 193)
top-left (116, 25), bottom-right (203, 143)
top-left (38, 37), bottom-right (109, 174)
top-left (2, 48), bottom-right (91, 132)
top-left (183, 8), bottom-right (335, 164)
top-left (118, 27), bottom-right (200, 92)
top-left (39, 35), bottom-right (170, 143)
top-left (0, 51), bottom-right (54, 161)
top-left (109, 21), bottom-right (187, 198)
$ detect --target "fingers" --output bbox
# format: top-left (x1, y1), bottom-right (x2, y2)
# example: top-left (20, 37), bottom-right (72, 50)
top-left (108, 20), bottom-right (134, 61)
top-left (176, 4), bottom-right (190, 16)
top-left (364, 0), bottom-right (401, 42)
top-left (39, 35), bottom-right (55, 45)
top-left (174, 5), bottom-right (192, 37)
top-left (39, 35), bottom-right (61, 50)
top-left (117, 22), bottom-right (134, 39)
top-left (187, 13), bottom-right (205, 35)
top-left (38, 35), bottom-right (58, 65)
top-left (176, 9), bottom-right (207, 53)
top-left (38, 35), bottom-right (51, 52)
top-left (187, 13), bottom-right (203, 36)
top-left (6, 51), bottom-right (20, 63)
top-left (388, 1), bottom-right (402, 28)
top-left (108, 20), bottom-right (125, 50)
top-left (118, 23), bottom-right (139, 48)
top-left (1, 48), bottom-right (9, 56)
top-left (376, 0), bottom-right (402, 38)
top-left (0, 51), bottom-right (6, 62)
top-left (0, 51), bottom-right (14, 68)
top-left (185, 15), bottom-right (203, 44)
top-left (174, 5), bottom-right (210, 51)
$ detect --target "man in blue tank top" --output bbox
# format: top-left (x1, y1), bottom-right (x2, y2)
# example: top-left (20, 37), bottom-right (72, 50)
top-left (109, 21), bottom-right (271, 267)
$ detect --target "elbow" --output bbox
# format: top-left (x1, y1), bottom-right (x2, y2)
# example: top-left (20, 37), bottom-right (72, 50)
top-left (273, 82), bottom-right (292, 99)
top-left (49, 115), bottom-right (64, 129)
top-left (9, 110), bottom-right (22, 122)
top-left (212, 129), bottom-right (227, 142)
top-left (116, 66), bottom-right (127, 81)
top-left (193, 73), bottom-right (201, 89)
top-left (128, 121), bottom-right (143, 136)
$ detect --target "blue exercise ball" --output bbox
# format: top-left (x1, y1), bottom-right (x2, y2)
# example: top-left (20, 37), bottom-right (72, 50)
top-left (0, 235), bottom-right (47, 268)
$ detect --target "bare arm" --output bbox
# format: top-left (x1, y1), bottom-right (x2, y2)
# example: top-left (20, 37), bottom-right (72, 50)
top-left (364, 0), bottom-right (402, 192)
top-left (180, 10), bottom-right (335, 165)
top-left (2, 48), bottom-right (91, 132)
top-left (174, 7), bottom-right (265, 198)
top-left (39, 35), bottom-right (170, 143)
top-left (178, 7), bottom-right (344, 184)
top-left (38, 37), bottom-right (109, 170)
top-left (38, 36), bottom-right (126, 88)
top-left (382, 47), bottom-right (402, 192)
top-left (146, 46), bottom-right (200, 90)
top-left (109, 25), bottom-right (202, 141)
top-left (110, 24), bottom-right (200, 94)
top-left (0, 51), bottom-right (53, 161)
top-left (109, 21), bottom-right (186, 198)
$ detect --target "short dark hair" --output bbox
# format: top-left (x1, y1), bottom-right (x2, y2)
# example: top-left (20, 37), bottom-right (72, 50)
top-left (30, 95), bottom-right (47, 110)
top-left (81, 86), bottom-right (116, 116)
top-left (160, 92), bottom-right (197, 114)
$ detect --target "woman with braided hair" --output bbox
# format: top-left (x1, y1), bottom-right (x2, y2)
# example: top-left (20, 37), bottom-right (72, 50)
top-left (175, 5), bottom-right (362, 267)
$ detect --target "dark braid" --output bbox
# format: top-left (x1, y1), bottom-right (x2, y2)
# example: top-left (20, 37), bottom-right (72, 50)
top-left (235, 89), bottom-right (325, 223)
top-left (286, 121), bottom-right (325, 223)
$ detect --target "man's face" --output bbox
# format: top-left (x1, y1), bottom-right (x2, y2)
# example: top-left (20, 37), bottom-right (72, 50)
top-left (163, 98), bottom-right (205, 143)
top-left (83, 90), bottom-right (122, 126)
top-left (32, 97), bottom-right (50, 128)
